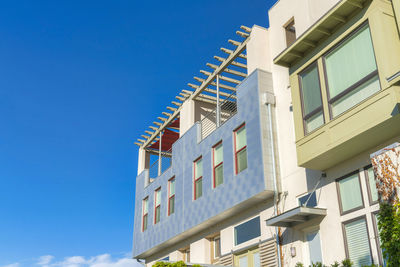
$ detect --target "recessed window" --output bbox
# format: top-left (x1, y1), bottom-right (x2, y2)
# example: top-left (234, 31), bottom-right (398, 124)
top-left (337, 172), bottom-right (364, 214)
top-left (213, 142), bottom-right (224, 188)
top-left (154, 188), bottom-right (161, 224)
top-left (194, 157), bottom-right (203, 200)
top-left (365, 166), bottom-right (379, 204)
top-left (324, 24), bottom-right (380, 117)
top-left (234, 217), bottom-right (261, 246)
top-left (168, 177), bottom-right (175, 216)
top-left (299, 64), bottom-right (324, 133)
top-left (142, 197), bottom-right (148, 231)
top-left (181, 248), bottom-right (190, 263)
top-left (343, 217), bottom-right (373, 267)
top-left (234, 124), bottom-right (247, 174)
top-left (284, 18), bottom-right (296, 47)
top-left (211, 235), bottom-right (221, 262)
top-left (298, 191), bottom-right (317, 207)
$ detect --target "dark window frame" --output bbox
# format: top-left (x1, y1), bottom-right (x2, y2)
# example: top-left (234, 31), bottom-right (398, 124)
top-left (233, 123), bottom-right (247, 175)
top-left (364, 165), bottom-right (379, 206)
top-left (212, 141), bottom-right (223, 188)
top-left (168, 177), bottom-right (175, 216)
top-left (341, 215), bottom-right (374, 266)
top-left (371, 211), bottom-right (385, 266)
top-left (298, 61), bottom-right (325, 135)
top-left (193, 156), bottom-right (203, 200)
top-left (154, 187), bottom-right (161, 224)
top-left (335, 170), bottom-right (365, 215)
top-left (322, 20), bottom-right (381, 119)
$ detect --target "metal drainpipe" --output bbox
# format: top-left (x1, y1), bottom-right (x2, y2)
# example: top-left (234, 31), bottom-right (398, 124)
top-left (267, 101), bottom-right (282, 267)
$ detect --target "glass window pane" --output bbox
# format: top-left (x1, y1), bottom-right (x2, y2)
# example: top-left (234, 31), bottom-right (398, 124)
top-left (235, 126), bottom-right (247, 151)
top-left (300, 65), bottom-right (322, 115)
top-left (214, 143), bottom-right (223, 165)
top-left (214, 238), bottom-right (221, 258)
top-left (299, 192), bottom-right (317, 207)
top-left (169, 196), bottom-right (175, 215)
top-left (143, 214), bottom-right (148, 230)
top-left (344, 218), bottom-right (372, 267)
top-left (237, 148), bottom-right (247, 173)
top-left (253, 252), bottom-right (260, 267)
top-left (331, 75), bottom-right (380, 117)
top-left (234, 217), bottom-right (261, 245)
top-left (170, 179), bottom-right (175, 196)
top-left (367, 167), bottom-right (379, 202)
top-left (195, 158), bottom-right (203, 179)
top-left (155, 190), bottom-right (161, 206)
top-left (143, 199), bottom-right (148, 214)
top-left (239, 256), bottom-right (248, 267)
top-left (307, 231), bottom-right (323, 263)
top-left (155, 206), bottom-right (160, 223)
top-left (215, 164), bottom-right (223, 187)
top-left (339, 174), bottom-right (363, 212)
top-left (195, 178), bottom-right (202, 199)
top-left (305, 111), bottom-right (324, 133)
top-left (325, 25), bottom-right (377, 99)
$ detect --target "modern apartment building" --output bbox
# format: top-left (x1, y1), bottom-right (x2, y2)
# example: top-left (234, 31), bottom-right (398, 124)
top-left (132, 0), bottom-right (400, 267)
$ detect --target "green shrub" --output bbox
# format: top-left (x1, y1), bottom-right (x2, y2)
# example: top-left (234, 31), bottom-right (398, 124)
top-left (378, 202), bottom-right (400, 267)
top-left (295, 263), bottom-right (304, 267)
top-left (152, 261), bottom-right (188, 267)
top-left (330, 261), bottom-right (339, 267)
top-left (341, 259), bottom-right (353, 267)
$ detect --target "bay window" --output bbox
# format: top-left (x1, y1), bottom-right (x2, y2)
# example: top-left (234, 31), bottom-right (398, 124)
top-left (154, 188), bottom-right (161, 224)
top-left (213, 142), bottom-right (223, 188)
top-left (234, 124), bottom-right (247, 174)
top-left (142, 197), bottom-right (148, 231)
top-left (324, 23), bottom-right (380, 117)
top-left (299, 63), bottom-right (324, 133)
top-left (194, 157), bottom-right (203, 200)
top-left (168, 177), bottom-right (175, 215)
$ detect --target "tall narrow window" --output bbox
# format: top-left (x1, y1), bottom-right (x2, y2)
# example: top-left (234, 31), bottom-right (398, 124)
top-left (154, 188), bottom-right (161, 224)
top-left (365, 166), bottom-right (379, 204)
top-left (284, 18), bottom-right (296, 47)
top-left (194, 157), bottom-right (203, 200)
top-left (234, 124), bottom-right (247, 174)
top-left (343, 217), bottom-right (373, 267)
top-left (213, 142), bottom-right (223, 188)
top-left (324, 24), bottom-right (380, 117)
top-left (299, 64), bottom-right (324, 133)
top-left (337, 173), bottom-right (364, 214)
top-left (168, 177), bottom-right (175, 215)
top-left (142, 197), bottom-right (148, 231)
top-left (213, 236), bottom-right (221, 259)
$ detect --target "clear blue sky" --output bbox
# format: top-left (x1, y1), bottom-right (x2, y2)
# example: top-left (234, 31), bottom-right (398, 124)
top-left (0, 1), bottom-right (277, 266)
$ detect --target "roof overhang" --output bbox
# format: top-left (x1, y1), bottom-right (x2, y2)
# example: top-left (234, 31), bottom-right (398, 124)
top-left (274, 0), bottom-right (371, 68)
top-left (266, 206), bottom-right (327, 228)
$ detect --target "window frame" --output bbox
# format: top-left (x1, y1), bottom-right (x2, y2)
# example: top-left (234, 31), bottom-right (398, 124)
top-left (234, 216), bottom-right (261, 246)
top-left (212, 141), bottom-right (223, 188)
top-left (234, 123), bottom-right (247, 175)
top-left (371, 211), bottom-right (385, 266)
top-left (168, 177), bottom-right (175, 216)
top-left (154, 187), bottom-right (161, 224)
top-left (298, 61), bottom-right (325, 135)
top-left (335, 170), bottom-right (365, 215)
top-left (322, 21), bottom-right (380, 119)
top-left (142, 197), bottom-right (149, 232)
top-left (341, 215), bottom-right (374, 266)
top-left (193, 156), bottom-right (203, 200)
top-left (364, 165), bottom-right (379, 206)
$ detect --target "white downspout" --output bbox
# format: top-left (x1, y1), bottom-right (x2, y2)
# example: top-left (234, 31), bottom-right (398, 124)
top-left (267, 99), bottom-right (282, 267)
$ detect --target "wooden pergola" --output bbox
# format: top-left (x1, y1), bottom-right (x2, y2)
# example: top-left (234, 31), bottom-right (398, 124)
top-left (135, 25), bottom-right (252, 153)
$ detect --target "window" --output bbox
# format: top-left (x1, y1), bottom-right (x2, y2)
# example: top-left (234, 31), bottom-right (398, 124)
top-left (234, 124), bottom-right (247, 174)
top-left (324, 24), bottom-right (380, 117)
top-left (168, 177), bottom-right (175, 215)
top-left (210, 235), bottom-right (221, 263)
top-left (343, 217), bottom-right (373, 267)
top-left (372, 212), bottom-right (386, 266)
top-left (365, 166), bottom-right (379, 204)
top-left (298, 191), bottom-right (317, 207)
top-left (194, 157), bottom-right (203, 200)
top-left (234, 217), bottom-right (261, 246)
top-left (182, 248), bottom-right (190, 263)
top-left (337, 172), bottom-right (364, 214)
top-left (306, 230), bottom-right (323, 264)
top-left (213, 142), bottom-right (223, 188)
top-left (154, 188), bottom-right (161, 224)
top-left (299, 64), bottom-right (324, 133)
top-left (142, 197), bottom-right (149, 231)
top-left (234, 247), bottom-right (260, 267)
top-left (284, 18), bottom-right (296, 47)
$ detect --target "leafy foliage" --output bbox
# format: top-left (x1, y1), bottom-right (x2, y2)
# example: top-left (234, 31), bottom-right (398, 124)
top-left (377, 202), bottom-right (400, 266)
top-left (152, 261), bottom-right (188, 267)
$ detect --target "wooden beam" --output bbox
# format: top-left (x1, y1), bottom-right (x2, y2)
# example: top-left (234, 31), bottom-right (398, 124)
top-left (236, 31), bottom-right (249, 38)
top-left (204, 87), bottom-right (236, 98)
top-left (188, 83), bottom-right (199, 89)
top-left (158, 117), bottom-right (167, 122)
top-left (171, 101), bottom-right (182, 106)
top-left (166, 106), bottom-right (177, 112)
top-left (223, 68), bottom-right (247, 78)
top-left (195, 75), bottom-right (241, 85)
top-left (332, 14), bottom-right (346, 23)
top-left (206, 63), bottom-right (219, 70)
top-left (214, 56), bottom-right (247, 69)
top-left (145, 130), bottom-right (154, 135)
top-left (228, 39), bottom-right (241, 46)
top-left (182, 89), bottom-right (194, 95)
top-left (137, 139), bottom-right (146, 143)
top-left (179, 92), bottom-right (190, 97)
top-left (202, 69), bottom-right (245, 80)
top-left (134, 142), bottom-right (142, 146)
top-left (153, 121), bottom-right (162, 126)
top-left (288, 51), bottom-right (303, 58)
top-left (194, 77), bottom-right (236, 91)
top-left (302, 39), bottom-right (317, 48)
top-left (221, 47), bottom-right (247, 59)
top-left (175, 96), bottom-right (185, 101)
top-left (162, 112), bottom-right (171, 117)
top-left (316, 27), bottom-right (331, 36)
top-left (141, 134), bottom-right (150, 139)
top-left (149, 126), bottom-right (158, 131)
top-left (240, 25), bottom-right (251, 32)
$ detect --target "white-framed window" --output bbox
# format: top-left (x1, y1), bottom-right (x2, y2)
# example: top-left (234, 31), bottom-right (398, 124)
top-left (234, 124), bottom-right (247, 174)
top-left (213, 141), bottom-right (223, 188)
top-left (168, 177), bottom-right (175, 216)
top-left (154, 188), bottom-right (161, 224)
top-left (194, 157), bottom-right (203, 200)
top-left (142, 197), bottom-right (148, 231)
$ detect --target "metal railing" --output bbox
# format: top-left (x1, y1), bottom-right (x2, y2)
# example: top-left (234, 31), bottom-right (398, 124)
top-left (149, 148), bottom-right (172, 179)
top-left (200, 91), bottom-right (237, 140)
